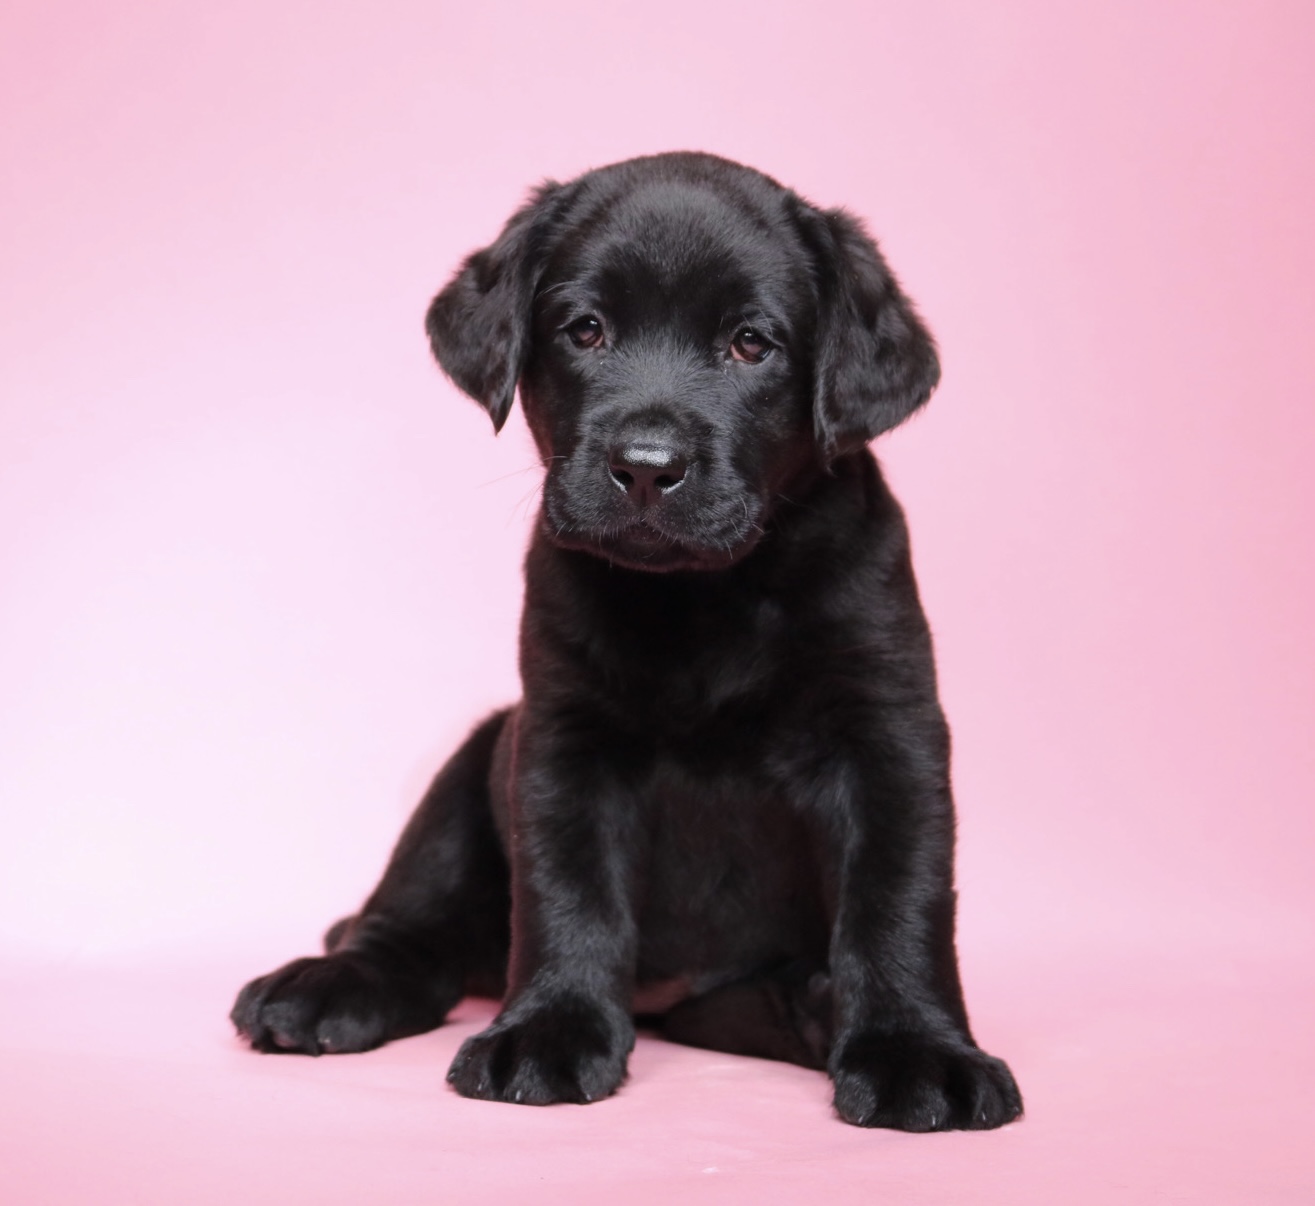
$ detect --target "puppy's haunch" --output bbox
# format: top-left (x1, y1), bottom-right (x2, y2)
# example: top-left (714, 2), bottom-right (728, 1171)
top-left (233, 153), bottom-right (1022, 1131)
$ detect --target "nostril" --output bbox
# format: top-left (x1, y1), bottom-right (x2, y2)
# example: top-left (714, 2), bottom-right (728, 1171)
top-left (654, 471), bottom-right (684, 493)
top-left (609, 467), bottom-right (635, 493)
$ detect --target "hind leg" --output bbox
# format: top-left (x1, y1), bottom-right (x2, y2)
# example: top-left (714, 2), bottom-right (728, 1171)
top-left (231, 709), bottom-right (512, 1055)
top-left (660, 961), bottom-right (834, 1070)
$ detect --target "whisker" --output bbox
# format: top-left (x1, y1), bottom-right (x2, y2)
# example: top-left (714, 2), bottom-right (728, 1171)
top-left (478, 462), bottom-right (547, 488)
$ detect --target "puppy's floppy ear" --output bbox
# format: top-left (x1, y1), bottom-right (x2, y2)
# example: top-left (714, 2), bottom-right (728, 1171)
top-left (797, 204), bottom-right (941, 460)
top-left (425, 181), bottom-right (564, 432)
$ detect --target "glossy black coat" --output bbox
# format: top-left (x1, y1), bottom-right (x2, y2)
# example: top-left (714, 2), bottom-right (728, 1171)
top-left (232, 153), bottom-right (1022, 1131)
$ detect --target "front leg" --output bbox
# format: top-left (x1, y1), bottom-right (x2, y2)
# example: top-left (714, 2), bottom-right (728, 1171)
top-left (821, 710), bottom-right (1023, 1131)
top-left (446, 711), bottom-right (640, 1105)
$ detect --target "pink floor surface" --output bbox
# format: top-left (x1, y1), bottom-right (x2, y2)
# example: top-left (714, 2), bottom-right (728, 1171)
top-left (2, 950), bottom-right (1310, 1204)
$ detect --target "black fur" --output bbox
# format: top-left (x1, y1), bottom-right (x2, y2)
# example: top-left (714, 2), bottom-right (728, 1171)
top-left (232, 152), bottom-right (1022, 1131)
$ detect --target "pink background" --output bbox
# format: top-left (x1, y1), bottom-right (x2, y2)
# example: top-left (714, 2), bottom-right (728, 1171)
top-left (2, 1), bottom-right (1312, 1201)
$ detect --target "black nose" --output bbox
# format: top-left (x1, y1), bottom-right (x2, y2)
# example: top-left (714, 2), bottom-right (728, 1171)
top-left (607, 441), bottom-right (688, 506)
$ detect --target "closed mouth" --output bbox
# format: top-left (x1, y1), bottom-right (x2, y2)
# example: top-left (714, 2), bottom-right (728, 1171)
top-left (543, 514), bottom-right (757, 573)
top-left (619, 521), bottom-right (670, 548)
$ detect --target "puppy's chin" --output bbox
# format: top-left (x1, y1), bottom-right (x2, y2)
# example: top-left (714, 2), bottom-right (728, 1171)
top-left (543, 518), bottom-right (759, 574)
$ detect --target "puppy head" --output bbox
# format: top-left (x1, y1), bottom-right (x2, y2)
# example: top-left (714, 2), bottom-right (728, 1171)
top-left (426, 153), bottom-right (939, 571)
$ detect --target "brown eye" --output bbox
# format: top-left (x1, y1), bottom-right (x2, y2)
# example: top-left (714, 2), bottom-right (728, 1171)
top-left (567, 316), bottom-right (604, 348)
top-left (731, 327), bottom-right (771, 364)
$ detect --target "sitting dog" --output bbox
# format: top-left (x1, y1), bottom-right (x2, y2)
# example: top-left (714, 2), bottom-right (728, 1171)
top-left (232, 152), bottom-right (1023, 1131)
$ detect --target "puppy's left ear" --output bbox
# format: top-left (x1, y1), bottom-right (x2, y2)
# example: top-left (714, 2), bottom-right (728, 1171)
top-left (425, 181), bottom-right (564, 432)
top-left (797, 205), bottom-right (941, 461)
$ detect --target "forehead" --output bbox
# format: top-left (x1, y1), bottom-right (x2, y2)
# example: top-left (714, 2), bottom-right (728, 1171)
top-left (539, 173), bottom-right (814, 317)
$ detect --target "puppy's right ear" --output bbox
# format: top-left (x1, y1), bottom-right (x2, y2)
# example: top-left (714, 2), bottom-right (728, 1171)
top-left (425, 182), bottom-right (563, 432)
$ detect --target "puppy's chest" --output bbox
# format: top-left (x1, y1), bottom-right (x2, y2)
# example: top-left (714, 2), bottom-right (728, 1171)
top-left (593, 594), bottom-right (795, 727)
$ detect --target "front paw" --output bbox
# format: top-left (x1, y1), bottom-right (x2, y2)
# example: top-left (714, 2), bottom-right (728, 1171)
top-left (446, 995), bottom-right (633, 1105)
top-left (831, 1033), bottom-right (1023, 1131)
top-left (231, 951), bottom-right (457, 1055)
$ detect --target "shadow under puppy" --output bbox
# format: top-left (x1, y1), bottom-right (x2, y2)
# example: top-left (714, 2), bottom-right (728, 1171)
top-left (232, 152), bottom-right (1023, 1131)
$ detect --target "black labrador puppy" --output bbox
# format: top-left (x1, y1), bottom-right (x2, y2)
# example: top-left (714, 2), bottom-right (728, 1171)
top-left (232, 152), bottom-right (1023, 1131)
